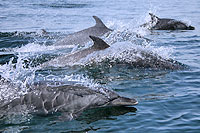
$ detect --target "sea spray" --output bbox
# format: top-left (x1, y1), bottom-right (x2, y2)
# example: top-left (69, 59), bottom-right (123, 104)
top-left (0, 54), bottom-right (37, 101)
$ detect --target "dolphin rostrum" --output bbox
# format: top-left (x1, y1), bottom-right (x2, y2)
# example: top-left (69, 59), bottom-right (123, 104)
top-left (0, 82), bottom-right (138, 120)
top-left (142, 13), bottom-right (195, 30)
top-left (40, 35), bottom-right (110, 67)
top-left (55, 16), bottom-right (112, 46)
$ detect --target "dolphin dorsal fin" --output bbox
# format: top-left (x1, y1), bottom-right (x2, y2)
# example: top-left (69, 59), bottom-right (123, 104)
top-left (93, 16), bottom-right (107, 28)
top-left (89, 35), bottom-right (110, 50)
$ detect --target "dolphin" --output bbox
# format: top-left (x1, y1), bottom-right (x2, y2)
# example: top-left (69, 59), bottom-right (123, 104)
top-left (40, 35), bottom-right (110, 67)
top-left (55, 16), bottom-right (112, 46)
top-left (142, 13), bottom-right (195, 30)
top-left (0, 81), bottom-right (138, 120)
top-left (84, 36), bottom-right (186, 70)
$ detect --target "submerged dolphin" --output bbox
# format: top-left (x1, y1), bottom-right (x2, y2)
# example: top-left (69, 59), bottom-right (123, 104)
top-left (142, 13), bottom-right (195, 30)
top-left (0, 82), bottom-right (138, 120)
top-left (85, 36), bottom-right (186, 70)
top-left (41, 35), bottom-right (110, 67)
top-left (55, 16), bottom-right (112, 46)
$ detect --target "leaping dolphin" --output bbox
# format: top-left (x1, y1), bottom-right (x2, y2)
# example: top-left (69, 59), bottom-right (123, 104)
top-left (142, 13), bottom-right (195, 30)
top-left (40, 35), bottom-right (110, 67)
top-left (0, 81), bottom-right (138, 120)
top-left (55, 16), bottom-right (112, 46)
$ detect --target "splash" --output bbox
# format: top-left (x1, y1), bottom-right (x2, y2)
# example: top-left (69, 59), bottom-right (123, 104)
top-left (37, 73), bottom-right (104, 92)
top-left (0, 30), bottom-right (74, 56)
top-left (0, 54), bottom-right (37, 101)
top-left (15, 43), bottom-right (55, 53)
top-left (75, 40), bottom-right (174, 68)
top-left (103, 15), bottom-right (155, 47)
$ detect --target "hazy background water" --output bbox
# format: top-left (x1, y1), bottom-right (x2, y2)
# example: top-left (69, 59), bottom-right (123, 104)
top-left (0, 0), bottom-right (200, 132)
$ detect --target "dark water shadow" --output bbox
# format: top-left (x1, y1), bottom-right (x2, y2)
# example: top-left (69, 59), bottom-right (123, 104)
top-left (0, 106), bottom-right (137, 132)
top-left (77, 106), bottom-right (137, 124)
top-left (81, 64), bottom-right (173, 83)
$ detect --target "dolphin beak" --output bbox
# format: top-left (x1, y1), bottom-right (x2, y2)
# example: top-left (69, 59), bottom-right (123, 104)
top-left (110, 97), bottom-right (138, 106)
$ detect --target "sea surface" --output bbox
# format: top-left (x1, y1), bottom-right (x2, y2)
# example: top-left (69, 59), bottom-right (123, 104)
top-left (0, 0), bottom-right (200, 132)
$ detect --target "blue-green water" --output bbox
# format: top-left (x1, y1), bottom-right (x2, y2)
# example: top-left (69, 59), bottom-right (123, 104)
top-left (0, 0), bottom-right (200, 132)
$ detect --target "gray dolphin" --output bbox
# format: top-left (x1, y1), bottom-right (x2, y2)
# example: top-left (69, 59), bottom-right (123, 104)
top-left (40, 35), bottom-right (110, 67)
top-left (142, 13), bottom-right (195, 30)
top-left (55, 16), bottom-right (112, 46)
top-left (85, 36), bottom-right (186, 70)
top-left (0, 82), bottom-right (138, 120)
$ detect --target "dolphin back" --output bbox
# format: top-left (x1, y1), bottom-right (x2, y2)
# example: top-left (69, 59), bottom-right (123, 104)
top-left (0, 83), bottom-right (137, 120)
top-left (54, 16), bottom-right (112, 46)
top-left (148, 13), bottom-right (195, 30)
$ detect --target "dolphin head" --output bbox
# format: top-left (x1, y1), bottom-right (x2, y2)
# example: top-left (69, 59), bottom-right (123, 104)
top-left (89, 35), bottom-right (110, 50)
top-left (149, 13), bottom-right (159, 22)
top-left (187, 25), bottom-right (195, 30)
top-left (102, 88), bottom-right (138, 106)
top-left (94, 87), bottom-right (138, 107)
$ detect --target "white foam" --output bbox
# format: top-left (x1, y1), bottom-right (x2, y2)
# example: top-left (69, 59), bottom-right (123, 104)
top-left (0, 54), bottom-right (37, 100)
top-left (14, 42), bottom-right (73, 54)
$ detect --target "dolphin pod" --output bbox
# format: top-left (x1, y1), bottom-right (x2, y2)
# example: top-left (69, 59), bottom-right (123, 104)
top-left (40, 35), bottom-right (110, 67)
top-left (0, 81), bottom-right (137, 120)
top-left (42, 35), bottom-right (186, 70)
top-left (0, 13), bottom-right (193, 120)
top-left (142, 13), bottom-right (195, 30)
top-left (55, 16), bottom-right (112, 46)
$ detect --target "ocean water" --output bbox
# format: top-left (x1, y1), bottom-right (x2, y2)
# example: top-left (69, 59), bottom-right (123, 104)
top-left (0, 0), bottom-right (200, 132)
